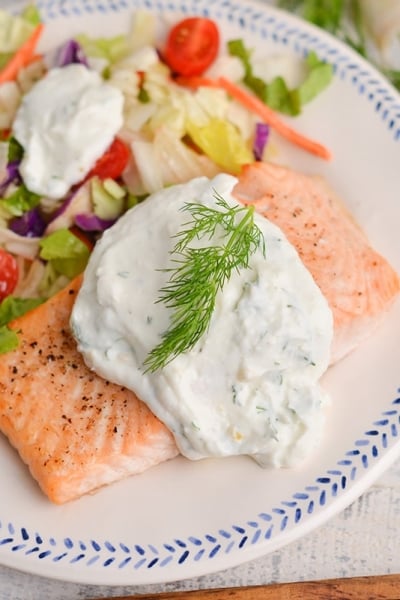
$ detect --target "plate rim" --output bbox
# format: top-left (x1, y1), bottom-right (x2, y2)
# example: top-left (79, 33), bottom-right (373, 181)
top-left (1, 0), bottom-right (400, 586)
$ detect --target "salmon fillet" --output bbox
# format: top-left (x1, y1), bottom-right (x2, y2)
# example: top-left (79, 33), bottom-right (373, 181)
top-left (2, 165), bottom-right (399, 503)
top-left (0, 276), bottom-right (178, 504)
top-left (234, 162), bottom-right (400, 362)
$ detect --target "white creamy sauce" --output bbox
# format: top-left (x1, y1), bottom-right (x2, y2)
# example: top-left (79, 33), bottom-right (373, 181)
top-left (12, 64), bottom-right (124, 199)
top-left (71, 174), bottom-right (333, 467)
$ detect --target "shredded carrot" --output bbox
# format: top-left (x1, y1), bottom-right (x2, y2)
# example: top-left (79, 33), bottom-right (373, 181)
top-left (218, 77), bottom-right (331, 160)
top-left (0, 23), bottom-right (45, 85)
top-left (176, 75), bottom-right (331, 160)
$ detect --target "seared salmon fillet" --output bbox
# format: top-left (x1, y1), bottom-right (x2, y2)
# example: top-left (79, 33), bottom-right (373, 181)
top-left (0, 276), bottom-right (178, 504)
top-left (234, 162), bottom-right (400, 362)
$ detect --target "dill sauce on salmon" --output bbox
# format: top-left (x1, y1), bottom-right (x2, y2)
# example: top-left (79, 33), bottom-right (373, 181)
top-left (233, 162), bottom-right (400, 363)
top-left (71, 174), bottom-right (333, 468)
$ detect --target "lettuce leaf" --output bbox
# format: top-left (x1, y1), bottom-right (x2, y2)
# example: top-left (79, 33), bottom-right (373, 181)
top-left (7, 137), bottom-right (24, 163)
top-left (21, 5), bottom-right (41, 27)
top-left (38, 261), bottom-right (70, 298)
top-left (75, 33), bottom-right (129, 65)
top-left (76, 9), bottom-right (156, 68)
top-left (1, 184), bottom-right (40, 217)
top-left (0, 325), bottom-right (18, 353)
top-left (0, 295), bottom-right (43, 327)
top-left (0, 3), bottom-right (41, 69)
top-left (228, 39), bottom-right (332, 116)
top-left (0, 295), bottom-right (43, 354)
top-left (39, 229), bottom-right (90, 278)
top-left (0, 8), bottom-right (36, 53)
top-left (295, 51), bottom-right (334, 105)
top-left (0, 53), bottom-right (11, 69)
top-left (186, 118), bottom-right (252, 174)
top-left (91, 176), bottom-right (125, 219)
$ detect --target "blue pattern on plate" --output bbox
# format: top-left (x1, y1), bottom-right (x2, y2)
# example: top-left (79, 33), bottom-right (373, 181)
top-left (0, 389), bottom-right (399, 570)
top-left (2, 0), bottom-right (400, 574)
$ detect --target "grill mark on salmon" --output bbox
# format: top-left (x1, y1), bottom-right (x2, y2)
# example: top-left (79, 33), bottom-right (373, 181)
top-left (0, 276), bottom-right (178, 504)
top-left (233, 162), bottom-right (400, 362)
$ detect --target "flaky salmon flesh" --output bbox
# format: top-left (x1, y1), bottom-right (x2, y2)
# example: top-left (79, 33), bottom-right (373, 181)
top-left (233, 162), bottom-right (400, 363)
top-left (1, 163), bottom-right (399, 503)
top-left (0, 276), bottom-right (179, 504)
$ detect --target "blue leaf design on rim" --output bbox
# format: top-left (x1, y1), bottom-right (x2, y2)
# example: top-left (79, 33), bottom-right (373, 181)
top-left (2, 386), bottom-right (399, 569)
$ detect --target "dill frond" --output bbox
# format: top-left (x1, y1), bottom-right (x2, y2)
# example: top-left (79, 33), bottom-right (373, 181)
top-left (143, 191), bottom-right (265, 372)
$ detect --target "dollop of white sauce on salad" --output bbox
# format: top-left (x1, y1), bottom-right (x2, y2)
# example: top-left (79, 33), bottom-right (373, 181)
top-left (71, 174), bottom-right (333, 468)
top-left (12, 64), bottom-right (124, 199)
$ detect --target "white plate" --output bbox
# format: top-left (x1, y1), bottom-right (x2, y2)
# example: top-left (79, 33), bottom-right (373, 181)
top-left (1, 0), bottom-right (400, 586)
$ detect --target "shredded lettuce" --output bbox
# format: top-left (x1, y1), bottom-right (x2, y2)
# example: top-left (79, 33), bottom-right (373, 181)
top-left (21, 5), bottom-right (41, 27)
top-left (75, 10), bottom-right (157, 78)
top-left (0, 295), bottom-right (43, 327)
top-left (0, 325), bottom-right (18, 353)
top-left (0, 140), bottom-right (8, 172)
top-left (39, 229), bottom-right (90, 278)
top-left (0, 4), bottom-right (41, 69)
top-left (128, 10), bottom-right (156, 53)
top-left (0, 53), bottom-right (11, 70)
top-left (295, 51), bottom-right (334, 105)
top-left (0, 203), bottom-right (10, 227)
top-left (7, 137), bottom-right (24, 163)
top-left (126, 193), bottom-right (139, 209)
top-left (265, 77), bottom-right (301, 116)
top-left (186, 118), bottom-right (253, 174)
top-left (0, 82), bottom-right (21, 128)
top-left (0, 7), bottom-right (37, 53)
top-left (0, 294), bottom-right (43, 354)
top-left (91, 176), bottom-right (125, 219)
top-left (75, 33), bottom-right (129, 66)
top-left (228, 39), bottom-right (333, 115)
top-left (1, 184), bottom-right (40, 217)
top-left (38, 261), bottom-right (70, 298)
top-left (138, 86), bottom-right (151, 103)
top-left (76, 9), bottom-right (156, 70)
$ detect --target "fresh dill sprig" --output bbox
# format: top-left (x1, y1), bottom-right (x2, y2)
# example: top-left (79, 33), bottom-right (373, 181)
top-left (143, 192), bottom-right (265, 373)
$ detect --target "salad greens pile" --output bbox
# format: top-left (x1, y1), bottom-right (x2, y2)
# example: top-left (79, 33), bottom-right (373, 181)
top-left (228, 39), bottom-right (332, 116)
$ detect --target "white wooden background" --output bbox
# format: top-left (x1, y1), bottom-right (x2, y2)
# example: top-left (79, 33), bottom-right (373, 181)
top-left (1, 0), bottom-right (400, 597)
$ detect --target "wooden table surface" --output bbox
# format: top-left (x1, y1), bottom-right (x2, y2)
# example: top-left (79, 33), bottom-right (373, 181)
top-left (1, 0), bottom-right (400, 598)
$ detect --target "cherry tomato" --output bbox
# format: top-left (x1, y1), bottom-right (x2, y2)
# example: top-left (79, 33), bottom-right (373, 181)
top-left (86, 137), bottom-right (130, 181)
top-left (163, 17), bottom-right (220, 77)
top-left (0, 248), bottom-right (18, 301)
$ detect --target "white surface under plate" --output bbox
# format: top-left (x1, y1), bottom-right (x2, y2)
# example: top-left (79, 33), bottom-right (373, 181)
top-left (1, 0), bottom-right (400, 587)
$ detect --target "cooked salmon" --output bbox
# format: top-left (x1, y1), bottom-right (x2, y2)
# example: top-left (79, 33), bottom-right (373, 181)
top-left (0, 276), bottom-right (178, 504)
top-left (233, 162), bottom-right (400, 362)
top-left (1, 164), bottom-right (399, 503)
